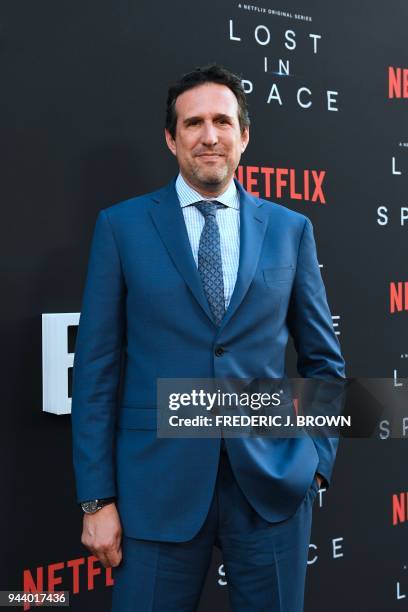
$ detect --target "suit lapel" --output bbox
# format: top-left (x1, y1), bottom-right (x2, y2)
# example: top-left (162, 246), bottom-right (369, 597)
top-left (148, 177), bottom-right (269, 330)
top-left (148, 179), bottom-right (215, 323)
top-left (218, 179), bottom-right (269, 331)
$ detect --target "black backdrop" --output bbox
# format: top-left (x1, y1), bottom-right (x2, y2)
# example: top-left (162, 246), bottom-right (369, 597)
top-left (1, 1), bottom-right (407, 610)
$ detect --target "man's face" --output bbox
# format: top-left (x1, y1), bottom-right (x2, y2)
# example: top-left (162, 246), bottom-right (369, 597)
top-left (165, 82), bottom-right (249, 194)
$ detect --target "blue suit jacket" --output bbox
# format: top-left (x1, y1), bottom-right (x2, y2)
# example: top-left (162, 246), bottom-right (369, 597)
top-left (71, 177), bottom-right (345, 541)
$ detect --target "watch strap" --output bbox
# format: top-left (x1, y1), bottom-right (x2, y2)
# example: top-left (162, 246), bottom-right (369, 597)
top-left (80, 497), bottom-right (116, 513)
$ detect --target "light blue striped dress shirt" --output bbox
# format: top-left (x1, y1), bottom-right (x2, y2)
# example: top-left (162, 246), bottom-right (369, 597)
top-left (175, 173), bottom-right (240, 309)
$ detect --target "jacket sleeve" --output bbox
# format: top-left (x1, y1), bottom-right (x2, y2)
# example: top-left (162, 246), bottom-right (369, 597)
top-left (287, 217), bottom-right (346, 488)
top-left (71, 209), bottom-right (126, 503)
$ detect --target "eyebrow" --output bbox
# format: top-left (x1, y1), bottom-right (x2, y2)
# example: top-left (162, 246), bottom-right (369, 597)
top-left (183, 113), bottom-right (234, 125)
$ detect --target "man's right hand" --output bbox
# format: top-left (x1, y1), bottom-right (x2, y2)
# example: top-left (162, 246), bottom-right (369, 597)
top-left (81, 503), bottom-right (123, 568)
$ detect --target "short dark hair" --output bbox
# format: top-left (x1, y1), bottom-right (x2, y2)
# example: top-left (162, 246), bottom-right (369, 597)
top-left (165, 63), bottom-right (250, 138)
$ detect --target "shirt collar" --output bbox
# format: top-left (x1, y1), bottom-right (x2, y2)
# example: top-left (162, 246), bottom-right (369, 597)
top-left (175, 172), bottom-right (239, 210)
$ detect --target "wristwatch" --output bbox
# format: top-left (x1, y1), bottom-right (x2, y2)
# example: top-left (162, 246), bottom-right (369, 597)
top-left (81, 497), bottom-right (116, 514)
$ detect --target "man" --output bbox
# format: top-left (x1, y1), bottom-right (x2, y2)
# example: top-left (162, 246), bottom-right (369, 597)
top-left (71, 64), bottom-right (345, 611)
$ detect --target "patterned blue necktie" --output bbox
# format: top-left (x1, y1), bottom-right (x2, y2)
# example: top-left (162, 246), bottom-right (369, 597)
top-left (193, 200), bottom-right (226, 325)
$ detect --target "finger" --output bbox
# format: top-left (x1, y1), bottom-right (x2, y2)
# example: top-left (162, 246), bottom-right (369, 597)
top-left (106, 546), bottom-right (123, 568)
top-left (95, 542), bottom-right (121, 568)
top-left (95, 550), bottom-right (111, 568)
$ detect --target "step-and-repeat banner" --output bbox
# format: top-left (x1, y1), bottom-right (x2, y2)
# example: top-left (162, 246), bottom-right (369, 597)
top-left (1, 1), bottom-right (407, 610)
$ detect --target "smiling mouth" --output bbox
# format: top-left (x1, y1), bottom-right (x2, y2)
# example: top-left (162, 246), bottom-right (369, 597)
top-left (196, 154), bottom-right (223, 159)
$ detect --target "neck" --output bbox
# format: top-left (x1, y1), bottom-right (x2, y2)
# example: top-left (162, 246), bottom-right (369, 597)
top-left (180, 172), bottom-right (233, 199)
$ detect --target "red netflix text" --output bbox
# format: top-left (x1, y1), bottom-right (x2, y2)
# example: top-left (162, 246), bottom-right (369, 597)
top-left (393, 492), bottom-right (408, 525)
top-left (235, 165), bottom-right (326, 204)
top-left (388, 66), bottom-right (408, 99)
top-left (22, 555), bottom-right (113, 610)
top-left (390, 282), bottom-right (408, 313)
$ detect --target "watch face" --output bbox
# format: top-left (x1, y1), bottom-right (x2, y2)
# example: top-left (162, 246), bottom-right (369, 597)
top-left (82, 500), bottom-right (100, 513)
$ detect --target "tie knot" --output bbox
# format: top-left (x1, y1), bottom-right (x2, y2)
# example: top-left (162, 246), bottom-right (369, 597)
top-left (194, 200), bottom-right (225, 218)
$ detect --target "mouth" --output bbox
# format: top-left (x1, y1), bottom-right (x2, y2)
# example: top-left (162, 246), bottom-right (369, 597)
top-left (196, 153), bottom-right (224, 160)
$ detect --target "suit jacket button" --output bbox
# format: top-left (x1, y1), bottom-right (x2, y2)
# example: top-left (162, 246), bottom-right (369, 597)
top-left (215, 346), bottom-right (225, 357)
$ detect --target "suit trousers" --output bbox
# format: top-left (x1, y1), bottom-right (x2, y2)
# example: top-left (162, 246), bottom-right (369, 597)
top-left (111, 446), bottom-right (319, 612)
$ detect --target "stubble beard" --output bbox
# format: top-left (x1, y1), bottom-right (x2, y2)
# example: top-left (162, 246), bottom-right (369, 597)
top-left (190, 159), bottom-right (232, 191)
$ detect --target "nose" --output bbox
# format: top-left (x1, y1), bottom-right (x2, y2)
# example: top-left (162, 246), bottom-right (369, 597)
top-left (201, 121), bottom-right (218, 146)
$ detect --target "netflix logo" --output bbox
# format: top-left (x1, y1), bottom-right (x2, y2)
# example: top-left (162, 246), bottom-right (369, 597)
top-left (388, 66), bottom-right (408, 99)
top-left (390, 282), bottom-right (408, 313)
top-left (235, 165), bottom-right (326, 203)
top-left (22, 555), bottom-right (113, 610)
top-left (392, 492), bottom-right (408, 525)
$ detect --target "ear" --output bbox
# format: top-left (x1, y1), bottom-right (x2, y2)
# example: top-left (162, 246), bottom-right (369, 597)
top-left (241, 126), bottom-right (250, 153)
top-left (165, 128), bottom-right (177, 157)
